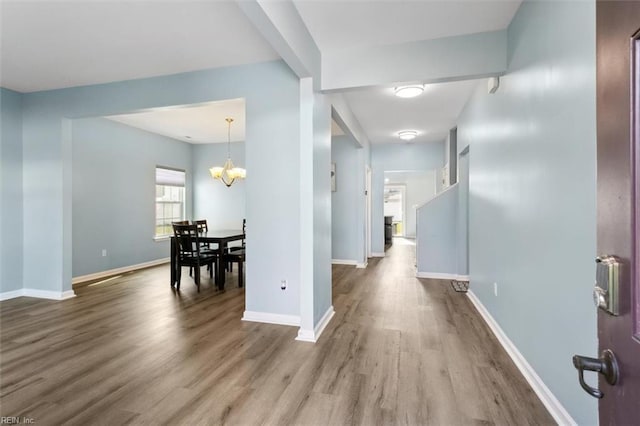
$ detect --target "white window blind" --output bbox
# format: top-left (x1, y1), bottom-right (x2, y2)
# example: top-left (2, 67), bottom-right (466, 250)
top-left (155, 167), bottom-right (186, 238)
top-left (155, 167), bottom-right (185, 187)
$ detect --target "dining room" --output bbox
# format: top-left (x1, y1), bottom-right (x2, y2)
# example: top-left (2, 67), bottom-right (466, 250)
top-left (71, 99), bottom-right (247, 294)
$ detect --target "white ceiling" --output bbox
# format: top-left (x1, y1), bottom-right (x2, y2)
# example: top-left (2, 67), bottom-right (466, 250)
top-left (106, 99), bottom-right (344, 143)
top-left (292, 0), bottom-right (519, 146)
top-left (1, 0), bottom-right (519, 149)
top-left (106, 99), bottom-right (246, 144)
top-left (0, 1), bottom-right (279, 92)
top-left (294, 0), bottom-right (521, 52)
top-left (344, 79), bottom-right (481, 145)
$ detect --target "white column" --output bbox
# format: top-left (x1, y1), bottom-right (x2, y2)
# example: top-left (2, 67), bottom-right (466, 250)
top-left (298, 77), bottom-right (315, 339)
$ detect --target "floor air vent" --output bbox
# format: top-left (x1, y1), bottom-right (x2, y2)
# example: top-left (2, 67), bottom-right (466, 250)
top-left (450, 280), bottom-right (469, 293)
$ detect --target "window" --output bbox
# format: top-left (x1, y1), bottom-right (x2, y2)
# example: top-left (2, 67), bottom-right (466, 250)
top-left (155, 167), bottom-right (186, 238)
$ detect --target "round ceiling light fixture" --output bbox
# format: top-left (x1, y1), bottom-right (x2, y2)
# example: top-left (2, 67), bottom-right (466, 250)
top-left (394, 84), bottom-right (424, 98)
top-left (398, 130), bottom-right (418, 141)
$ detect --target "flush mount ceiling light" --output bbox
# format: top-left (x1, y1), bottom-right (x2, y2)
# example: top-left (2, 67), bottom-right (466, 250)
top-left (209, 117), bottom-right (246, 187)
top-left (398, 130), bottom-right (418, 141)
top-left (394, 84), bottom-right (424, 98)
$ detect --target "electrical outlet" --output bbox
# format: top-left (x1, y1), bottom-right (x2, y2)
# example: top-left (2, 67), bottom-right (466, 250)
top-left (102, 249), bottom-right (107, 257)
top-left (494, 282), bottom-right (498, 296)
top-left (280, 279), bottom-right (287, 290)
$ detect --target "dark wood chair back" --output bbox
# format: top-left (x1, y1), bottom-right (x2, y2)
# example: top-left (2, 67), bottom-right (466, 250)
top-left (193, 219), bottom-right (214, 250)
top-left (193, 219), bottom-right (208, 233)
top-left (226, 219), bottom-right (246, 286)
top-left (173, 223), bottom-right (201, 258)
top-left (229, 219), bottom-right (246, 253)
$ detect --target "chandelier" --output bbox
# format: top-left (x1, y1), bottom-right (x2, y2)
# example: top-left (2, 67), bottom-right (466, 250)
top-left (209, 117), bottom-right (246, 187)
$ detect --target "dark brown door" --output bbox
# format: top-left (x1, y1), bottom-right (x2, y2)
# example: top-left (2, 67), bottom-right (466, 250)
top-left (596, 1), bottom-right (640, 424)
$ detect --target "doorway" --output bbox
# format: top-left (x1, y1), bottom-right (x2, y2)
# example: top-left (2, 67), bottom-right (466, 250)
top-left (384, 184), bottom-right (406, 237)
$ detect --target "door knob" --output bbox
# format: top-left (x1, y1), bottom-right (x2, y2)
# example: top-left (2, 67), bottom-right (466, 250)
top-left (572, 349), bottom-right (619, 398)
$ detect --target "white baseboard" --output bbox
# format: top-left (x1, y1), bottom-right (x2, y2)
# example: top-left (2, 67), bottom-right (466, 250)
top-left (25, 289), bottom-right (76, 300)
top-left (332, 259), bottom-right (368, 269)
top-left (72, 257), bottom-right (170, 284)
top-left (242, 310), bottom-right (300, 327)
top-left (370, 252), bottom-right (385, 257)
top-left (0, 289), bottom-right (26, 301)
top-left (296, 305), bottom-right (335, 343)
top-left (331, 259), bottom-right (358, 266)
top-left (466, 290), bottom-right (576, 426)
top-left (1, 288), bottom-right (76, 301)
top-left (416, 272), bottom-right (468, 280)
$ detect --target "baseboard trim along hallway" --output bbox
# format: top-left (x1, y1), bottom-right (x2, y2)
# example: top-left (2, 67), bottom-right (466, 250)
top-left (416, 272), bottom-right (469, 281)
top-left (466, 290), bottom-right (576, 426)
top-left (72, 257), bottom-right (170, 285)
top-left (0, 289), bottom-right (76, 301)
top-left (296, 305), bottom-right (335, 343)
top-left (332, 259), bottom-right (368, 269)
top-left (242, 311), bottom-right (300, 327)
top-left (331, 259), bottom-right (358, 266)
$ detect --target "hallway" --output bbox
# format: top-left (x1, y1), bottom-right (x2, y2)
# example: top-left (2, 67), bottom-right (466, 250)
top-left (1, 244), bottom-right (552, 425)
top-left (331, 242), bottom-right (553, 424)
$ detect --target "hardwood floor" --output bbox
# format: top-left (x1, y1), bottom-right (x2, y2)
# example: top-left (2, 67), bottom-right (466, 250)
top-left (0, 242), bottom-right (554, 425)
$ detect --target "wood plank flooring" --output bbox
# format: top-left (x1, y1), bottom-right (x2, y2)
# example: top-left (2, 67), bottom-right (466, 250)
top-left (0, 240), bottom-right (554, 425)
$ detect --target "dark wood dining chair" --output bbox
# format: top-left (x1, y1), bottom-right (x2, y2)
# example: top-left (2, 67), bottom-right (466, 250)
top-left (223, 219), bottom-right (245, 286)
top-left (223, 248), bottom-right (245, 288)
top-left (173, 220), bottom-right (196, 276)
top-left (227, 219), bottom-right (246, 272)
top-left (193, 219), bottom-right (217, 272)
top-left (172, 223), bottom-right (217, 292)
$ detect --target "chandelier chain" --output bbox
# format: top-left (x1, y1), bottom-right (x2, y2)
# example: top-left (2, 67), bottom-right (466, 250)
top-left (226, 117), bottom-right (232, 159)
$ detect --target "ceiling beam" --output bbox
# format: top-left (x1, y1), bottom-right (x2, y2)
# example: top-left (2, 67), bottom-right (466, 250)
top-left (331, 94), bottom-right (371, 149)
top-left (235, 0), bottom-right (320, 81)
top-left (321, 30), bottom-right (507, 92)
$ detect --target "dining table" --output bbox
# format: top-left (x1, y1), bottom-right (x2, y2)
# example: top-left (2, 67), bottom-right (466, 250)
top-left (170, 229), bottom-right (244, 290)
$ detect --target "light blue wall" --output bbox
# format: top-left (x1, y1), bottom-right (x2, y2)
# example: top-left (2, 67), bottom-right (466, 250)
top-left (371, 142), bottom-right (445, 254)
top-left (192, 142), bottom-right (246, 229)
top-left (331, 135), bottom-right (362, 262)
top-left (0, 88), bottom-right (23, 293)
top-left (457, 150), bottom-right (469, 275)
top-left (458, 1), bottom-right (597, 423)
top-left (416, 185), bottom-right (458, 275)
top-left (72, 118), bottom-right (192, 277)
top-left (20, 60), bottom-right (303, 318)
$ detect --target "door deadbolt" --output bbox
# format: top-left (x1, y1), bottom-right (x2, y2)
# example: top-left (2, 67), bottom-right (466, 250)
top-left (594, 255), bottom-right (620, 316)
